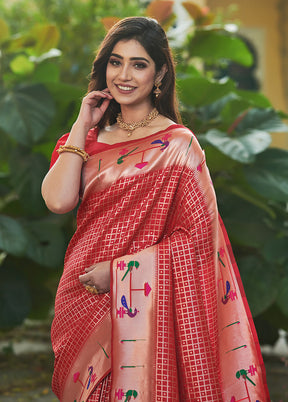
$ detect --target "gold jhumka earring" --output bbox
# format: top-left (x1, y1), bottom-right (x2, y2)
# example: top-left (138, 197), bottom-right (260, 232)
top-left (154, 82), bottom-right (162, 98)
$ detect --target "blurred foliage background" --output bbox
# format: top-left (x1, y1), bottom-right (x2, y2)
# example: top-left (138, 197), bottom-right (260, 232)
top-left (0, 0), bottom-right (288, 345)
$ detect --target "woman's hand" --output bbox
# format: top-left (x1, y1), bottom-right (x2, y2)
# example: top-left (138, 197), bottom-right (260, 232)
top-left (79, 260), bottom-right (111, 294)
top-left (75, 89), bottom-right (113, 131)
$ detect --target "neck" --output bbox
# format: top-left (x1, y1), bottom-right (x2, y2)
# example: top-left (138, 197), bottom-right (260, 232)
top-left (120, 104), bottom-right (154, 123)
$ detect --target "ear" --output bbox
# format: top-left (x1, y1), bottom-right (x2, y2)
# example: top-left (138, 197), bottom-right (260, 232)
top-left (155, 64), bottom-right (168, 83)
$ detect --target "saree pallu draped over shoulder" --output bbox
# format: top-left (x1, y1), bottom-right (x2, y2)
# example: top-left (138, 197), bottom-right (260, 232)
top-left (51, 125), bottom-right (270, 401)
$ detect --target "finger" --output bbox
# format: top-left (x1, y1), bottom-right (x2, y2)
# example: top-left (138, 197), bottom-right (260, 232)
top-left (99, 90), bottom-right (113, 99)
top-left (79, 273), bottom-right (90, 283)
top-left (90, 90), bottom-right (113, 99)
top-left (85, 265), bottom-right (97, 273)
top-left (101, 88), bottom-right (112, 96)
top-left (83, 91), bottom-right (111, 105)
top-left (99, 98), bottom-right (111, 115)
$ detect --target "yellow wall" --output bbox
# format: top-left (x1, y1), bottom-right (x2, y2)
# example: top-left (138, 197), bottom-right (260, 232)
top-left (207, 0), bottom-right (288, 149)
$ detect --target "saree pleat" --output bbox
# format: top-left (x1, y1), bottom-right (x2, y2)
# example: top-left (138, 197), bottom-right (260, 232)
top-left (50, 125), bottom-right (270, 401)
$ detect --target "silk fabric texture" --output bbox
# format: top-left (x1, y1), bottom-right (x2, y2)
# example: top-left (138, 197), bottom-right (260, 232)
top-left (50, 125), bottom-right (270, 401)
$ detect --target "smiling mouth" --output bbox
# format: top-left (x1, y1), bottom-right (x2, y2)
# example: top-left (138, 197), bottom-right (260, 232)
top-left (116, 84), bottom-right (136, 91)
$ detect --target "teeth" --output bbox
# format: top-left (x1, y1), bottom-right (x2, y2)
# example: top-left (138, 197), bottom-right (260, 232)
top-left (117, 85), bottom-right (134, 91)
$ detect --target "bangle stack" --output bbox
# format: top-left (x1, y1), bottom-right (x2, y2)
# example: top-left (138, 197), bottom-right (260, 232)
top-left (57, 145), bottom-right (89, 162)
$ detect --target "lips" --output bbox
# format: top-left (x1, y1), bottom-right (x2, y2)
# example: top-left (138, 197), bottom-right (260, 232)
top-left (115, 84), bottom-right (136, 93)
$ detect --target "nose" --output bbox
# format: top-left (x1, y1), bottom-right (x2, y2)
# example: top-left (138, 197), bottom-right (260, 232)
top-left (118, 64), bottom-right (131, 81)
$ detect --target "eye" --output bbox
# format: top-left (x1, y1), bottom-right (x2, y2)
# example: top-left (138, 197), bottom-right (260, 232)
top-left (109, 58), bottom-right (120, 66)
top-left (134, 62), bottom-right (147, 69)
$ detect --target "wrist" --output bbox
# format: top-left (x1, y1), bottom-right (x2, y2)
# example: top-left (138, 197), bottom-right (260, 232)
top-left (66, 122), bottom-right (89, 148)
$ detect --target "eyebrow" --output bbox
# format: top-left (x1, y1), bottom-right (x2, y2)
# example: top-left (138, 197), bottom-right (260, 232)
top-left (110, 53), bottom-right (150, 63)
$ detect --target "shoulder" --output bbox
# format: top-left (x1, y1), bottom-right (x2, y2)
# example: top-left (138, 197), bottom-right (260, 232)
top-left (167, 124), bottom-right (197, 148)
top-left (166, 124), bottom-right (205, 166)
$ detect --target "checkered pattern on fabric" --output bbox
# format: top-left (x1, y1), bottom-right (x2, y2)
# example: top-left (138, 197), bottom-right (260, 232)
top-left (50, 126), bottom-right (269, 401)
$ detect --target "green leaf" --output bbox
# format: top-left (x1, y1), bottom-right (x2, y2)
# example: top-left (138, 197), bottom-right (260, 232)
top-left (189, 30), bottom-right (253, 66)
top-left (219, 194), bottom-right (272, 247)
top-left (5, 24), bottom-right (60, 56)
top-left (0, 215), bottom-right (28, 256)
top-left (276, 274), bottom-right (288, 316)
top-left (176, 63), bottom-right (202, 78)
top-left (0, 18), bottom-right (10, 44)
top-left (178, 76), bottom-right (235, 107)
top-left (0, 267), bottom-right (31, 328)
top-left (32, 62), bottom-right (60, 83)
top-left (0, 84), bottom-right (55, 145)
top-left (238, 255), bottom-right (279, 316)
top-left (10, 54), bottom-right (35, 75)
top-left (205, 129), bottom-right (271, 163)
top-left (29, 284), bottom-right (54, 319)
top-left (262, 237), bottom-right (288, 264)
top-left (244, 148), bottom-right (288, 202)
top-left (24, 221), bottom-right (66, 268)
top-left (9, 151), bottom-right (49, 216)
top-left (235, 108), bottom-right (288, 134)
top-left (204, 144), bottom-right (239, 172)
top-left (235, 89), bottom-right (271, 108)
top-left (29, 24), bottom-right (60, 56)
top-left (220, 99), bottom-right (252, 128)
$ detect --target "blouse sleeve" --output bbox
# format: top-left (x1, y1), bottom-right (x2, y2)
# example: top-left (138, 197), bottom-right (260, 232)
top-left (49, 133), bottom-right (69, 169)
top-left (49, 128), bottom-right (111, 169)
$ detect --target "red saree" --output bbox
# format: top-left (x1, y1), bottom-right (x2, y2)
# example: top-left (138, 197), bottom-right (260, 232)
top-left (50, 125), bottom-right (270, 401)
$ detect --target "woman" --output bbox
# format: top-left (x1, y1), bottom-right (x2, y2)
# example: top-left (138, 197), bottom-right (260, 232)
top-left (42, 17), bottom-right (270, 402)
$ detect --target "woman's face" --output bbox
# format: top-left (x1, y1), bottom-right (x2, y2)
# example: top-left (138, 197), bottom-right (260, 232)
top-left (106, 39), bottom-right (157, 109)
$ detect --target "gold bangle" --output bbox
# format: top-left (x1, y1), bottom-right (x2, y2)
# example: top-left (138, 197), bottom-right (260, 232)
top-left (57, 145), bottom-right (89, 162)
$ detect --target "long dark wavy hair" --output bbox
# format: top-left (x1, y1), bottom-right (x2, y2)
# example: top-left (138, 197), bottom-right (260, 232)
top-left (88, 16), bottom-right (181, 128)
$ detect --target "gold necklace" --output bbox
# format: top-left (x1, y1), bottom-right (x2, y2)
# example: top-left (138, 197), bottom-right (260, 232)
top-left (116, 108), bottom-right (159, 137)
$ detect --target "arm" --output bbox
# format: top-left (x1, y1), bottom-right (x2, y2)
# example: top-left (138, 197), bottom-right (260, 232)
top-left (41, 90), bottom-right (113, 214)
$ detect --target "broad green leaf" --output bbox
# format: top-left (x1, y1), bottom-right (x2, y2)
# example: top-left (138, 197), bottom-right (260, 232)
top-left (0, 215), bottom-right (28, 256)
top-left (9, 152), bottom-right (49, 216)
top-left (189, 30), bottom-right (253, 66)
top-left (0, 84), bottom-right (55, 145)
top-left (33, 62), bottom-right (60, 83)
top-left (262, 237), bottom-right (288, 264)
top-left (0, 267), bottom-right (31, 328)
top-left (24, 221), bottom-right (66, 268)
top-left (176, 63), bottom-right (202, 79)
top-left (219, 194), bottom-right (272, 247)
top-left (5, 32), bottom-right (37, 54)
top-left (196, 93), bottom-right (238, 123)
top-left (29, 48), bottom-right (62, 63)
top-left (235, 89), bottom-right (271, 108)
top-left (220, 99), bottom-right (252, 128)
top-left (5, 24), bottom-right (59, 56)
top-left (44, 82), bottom-right (83, 139)
top-left (204, 144), bottom-right (239, 173)
top-left (205, 129), bottom-right (271, 163)
top-left (10, 54), bottom-right (35, 75)
top-left (235, 108), bottom-right (288, 133)
top-left (28, 24), bottom-right (60, 56)
top-left (238, 255), bottom-right (279, 316)
top-left (0, 18), bottom-right (10, 44)
top-left (177, 76), bottom-right (235, 107)
top-left (276, 274), bottom-right (288, 316)
top-left (29, 284), bottom-right (54, 319)
top-left (244, 148), bottom-right (288, 202)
